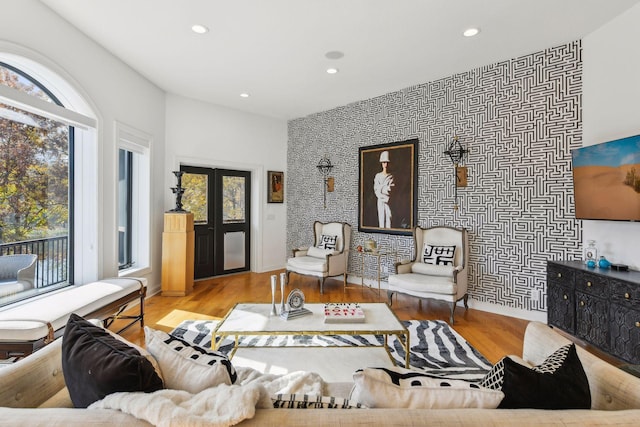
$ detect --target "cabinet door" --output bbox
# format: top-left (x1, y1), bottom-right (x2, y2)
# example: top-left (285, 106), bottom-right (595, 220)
top-left (576, 291), bottom-right (609, 351)
top-left (610, 303), bottom-right (640, 364)
top-left (547, 283), bottom-right (575, 333)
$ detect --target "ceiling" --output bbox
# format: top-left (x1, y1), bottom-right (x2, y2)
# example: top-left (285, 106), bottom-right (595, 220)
top-left (41, 0), bottom-right (639, 121)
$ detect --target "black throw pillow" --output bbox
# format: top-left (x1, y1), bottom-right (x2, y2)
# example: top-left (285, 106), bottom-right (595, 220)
top-left (498, 344), bottom-right (590, 409)
top-left (62, 313), bottom-right (164, 408)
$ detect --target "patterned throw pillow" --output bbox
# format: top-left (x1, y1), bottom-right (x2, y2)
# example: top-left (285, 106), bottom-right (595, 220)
top-left (350, 367), bottom-right (503, 409)
top-left (480, 344), bottom-right (590, 409)
top-left (422, 244), bottom-right (456, 265)
top-left (480, 344), bottom-right (572, 390)
top-left (145, 327), bottom-right (236, 393)
top-left (272, 394), bottom-right (367, 409)
top-left (317, 234), bottom-right (338, 250)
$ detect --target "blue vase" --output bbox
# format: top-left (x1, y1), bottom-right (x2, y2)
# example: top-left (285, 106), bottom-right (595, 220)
top-left (598, 256), bottom-right (611, 269)
top-left (586, 260), bottom-right (596, 269)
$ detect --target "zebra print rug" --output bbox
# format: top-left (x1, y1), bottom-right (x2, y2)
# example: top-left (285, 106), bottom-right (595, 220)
top-left (170, 319), bottom-right (491, 381)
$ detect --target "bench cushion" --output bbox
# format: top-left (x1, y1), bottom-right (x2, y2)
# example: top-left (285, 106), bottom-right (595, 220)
top-left (0, 278), bottom-right (144, 341)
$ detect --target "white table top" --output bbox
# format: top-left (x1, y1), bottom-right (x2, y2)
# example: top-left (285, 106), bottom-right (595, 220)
top-left (215, 302), bottom-right (406, 335)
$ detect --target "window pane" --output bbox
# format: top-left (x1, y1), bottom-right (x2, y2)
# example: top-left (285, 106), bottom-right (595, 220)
top-left (223, 176), bottom-right (245, 224)
top-left (0, 64), bottom-right (72, 307)
top-left (182, 173), bottom-right (208, 223)
top-left (0, 104), bottom-right (70, 302)
top-left (1, 62), bottom-right (59, 104)
top-left (118, 149), bottom-right (132, 269)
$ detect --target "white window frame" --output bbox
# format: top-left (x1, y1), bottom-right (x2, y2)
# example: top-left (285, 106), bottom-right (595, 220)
top-left (0, 51), bottom-right (100, 286)
top-left (115, 121), bottom-right (152, 278)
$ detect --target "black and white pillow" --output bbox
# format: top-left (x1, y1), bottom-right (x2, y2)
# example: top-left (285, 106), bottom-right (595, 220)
top-left (317, 234), bottom-right (338, 250)
top-left (350, 367), bottom-right (503, 409)
top-left (480, 344), bottom-right (591, 409)
top-left (145, 327), bottom-right (236, 393)
top-left (480, 344), bottom-right (573, 390)
top-left (422, 244), bottom-right (456, 265)
top-left (272, 394), bottom-right (366, 409)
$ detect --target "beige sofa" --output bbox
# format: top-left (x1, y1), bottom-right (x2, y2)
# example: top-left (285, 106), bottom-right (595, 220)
top-left (2, 321), bottom-right (640, 426)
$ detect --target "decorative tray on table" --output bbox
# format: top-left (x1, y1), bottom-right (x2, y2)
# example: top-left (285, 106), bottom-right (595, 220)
top-left (323, 303), bottom-right (365, 323)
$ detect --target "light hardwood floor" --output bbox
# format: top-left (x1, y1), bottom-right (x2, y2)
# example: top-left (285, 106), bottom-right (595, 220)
top-left (118, 270), bottom-right (530, 364)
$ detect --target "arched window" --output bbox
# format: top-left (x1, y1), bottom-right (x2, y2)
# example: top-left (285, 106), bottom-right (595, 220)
top-left (0, 60), bottom-right (88, 306)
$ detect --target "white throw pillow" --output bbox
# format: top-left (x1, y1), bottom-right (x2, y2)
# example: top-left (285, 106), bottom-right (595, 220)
top-left (350, 367), bottom-right (504, 409)
top-left (307, 246), bottom-right (338, 259)
top-left (144, 327), bottom-right (236, 393)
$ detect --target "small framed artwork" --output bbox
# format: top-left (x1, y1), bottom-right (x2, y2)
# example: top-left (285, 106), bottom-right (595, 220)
top-left (456, 166), bottom-right (468, 187)
top-left (267, 171), bottom-right (284, 203)
top-left (359, 138), bottom-right (418, 235)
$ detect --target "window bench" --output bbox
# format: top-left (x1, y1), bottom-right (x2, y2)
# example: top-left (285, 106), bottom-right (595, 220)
top-left (0, 278), bottom-right (146, 358)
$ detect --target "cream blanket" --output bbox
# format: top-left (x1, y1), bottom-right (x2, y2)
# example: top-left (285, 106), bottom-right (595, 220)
top-left (89, 367), bottom-right (324, 427)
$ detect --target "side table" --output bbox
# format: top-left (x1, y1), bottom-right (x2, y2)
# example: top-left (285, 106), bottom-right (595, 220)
top-left (353, 250), bottom-right (396, 295)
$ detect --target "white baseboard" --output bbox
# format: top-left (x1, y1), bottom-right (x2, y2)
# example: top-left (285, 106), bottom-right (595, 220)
top-left (346, 275), bottom-right (547, 323)
top-left (463, 299), bottom-right (547, 323)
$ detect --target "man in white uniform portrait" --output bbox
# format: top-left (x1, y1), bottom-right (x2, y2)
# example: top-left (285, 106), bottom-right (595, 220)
top-left (373, 150), bottom-right (394, 228)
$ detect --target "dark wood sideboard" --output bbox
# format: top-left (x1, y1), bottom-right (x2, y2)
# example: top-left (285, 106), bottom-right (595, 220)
top-left (547, 260), bottom-right (640, 364)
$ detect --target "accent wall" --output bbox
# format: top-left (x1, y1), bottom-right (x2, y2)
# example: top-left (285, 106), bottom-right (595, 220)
top-left (287, 41), bottom-right (583, 318)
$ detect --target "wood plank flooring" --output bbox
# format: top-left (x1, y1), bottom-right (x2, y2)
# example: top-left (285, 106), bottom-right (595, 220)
top-left (118, 270), bottom-right (529, 364)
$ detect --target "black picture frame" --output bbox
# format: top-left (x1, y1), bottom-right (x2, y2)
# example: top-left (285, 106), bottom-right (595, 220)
top-left (267, 171), bottom-right (284, 203)
top-left (358, 139), bottom-right (418, 235)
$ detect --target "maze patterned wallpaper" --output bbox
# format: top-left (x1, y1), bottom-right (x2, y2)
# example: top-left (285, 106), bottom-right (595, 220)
top-left (287, 41), bottom-right (583, 313)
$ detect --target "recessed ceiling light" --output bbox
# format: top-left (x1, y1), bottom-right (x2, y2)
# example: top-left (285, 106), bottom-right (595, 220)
top-left (326, 68), bottom-right (339, 74)
top-left (463, 27), bottom-right (480, 37)
top-left (191, 24), bottom-right (209, 34)
top-left (325, 51), bottom-right (344, 60)
top-left (240, 93), bottom-right (250, 98)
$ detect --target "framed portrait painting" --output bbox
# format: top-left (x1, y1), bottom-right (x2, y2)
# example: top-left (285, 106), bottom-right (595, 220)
top-left (267, 171), bottom-right (284, 203)
top-left (359, 139), bottom-right (418, 235)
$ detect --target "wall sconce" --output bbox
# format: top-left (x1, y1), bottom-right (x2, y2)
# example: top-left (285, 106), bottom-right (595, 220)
top-left (316, 155), bottom-right (334, 208)
top-left (443, 136), bottom-right (469, 210)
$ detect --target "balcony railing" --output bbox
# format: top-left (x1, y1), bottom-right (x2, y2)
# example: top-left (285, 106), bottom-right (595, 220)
top-left (0, 236), bottom-right (69, 288)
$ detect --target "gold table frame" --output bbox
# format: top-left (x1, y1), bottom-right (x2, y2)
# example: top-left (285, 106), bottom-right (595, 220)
top-left (213, 302), bottom-right (410, 368)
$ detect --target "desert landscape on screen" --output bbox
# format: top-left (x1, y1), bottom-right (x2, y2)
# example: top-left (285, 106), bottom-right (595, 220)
top-left (573, 163), bottom-right (640, 220)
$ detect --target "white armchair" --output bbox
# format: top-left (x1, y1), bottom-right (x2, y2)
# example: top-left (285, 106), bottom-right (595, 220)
top-left (286, 221), bottom-right (351, 294)
top-left (388, 226), bottom-right (468, 324)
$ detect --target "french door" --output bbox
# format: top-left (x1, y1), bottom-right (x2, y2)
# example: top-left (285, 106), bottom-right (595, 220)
top-left (180, 165), bottom-right (251, 279)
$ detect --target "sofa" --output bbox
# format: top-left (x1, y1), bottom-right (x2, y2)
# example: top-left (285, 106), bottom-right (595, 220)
top-left (1, 321), bottom-right (640, 426)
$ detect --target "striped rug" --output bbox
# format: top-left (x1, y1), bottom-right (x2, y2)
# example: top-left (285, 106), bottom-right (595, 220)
top-left (170, 319), bottom-right (491, 381)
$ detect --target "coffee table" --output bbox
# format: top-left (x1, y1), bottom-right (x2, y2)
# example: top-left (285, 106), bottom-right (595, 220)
top-left (213, 302), bottom-right (409, 369)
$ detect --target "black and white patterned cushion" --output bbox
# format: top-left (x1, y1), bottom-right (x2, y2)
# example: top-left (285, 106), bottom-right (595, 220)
top-left (144, 327), bottom-right (237, 393)
top-left (422, 244), bottom-right (456, 265)
top-left (272, 394), bottom-right (366, 409)
top-left (533, 344), bottom-right (572, 373)
top-left (350, 367), bottom-right (504, 409)
top-left (497, 344), bottom-right (590, 409)
top-left (317, 234), bottom-right (338, 250)
top-left (480, 344), bottom-right (573, 390)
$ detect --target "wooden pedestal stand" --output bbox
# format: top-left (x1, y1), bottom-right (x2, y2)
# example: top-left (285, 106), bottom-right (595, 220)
top-left (161, 212), bottom-right (194, 296)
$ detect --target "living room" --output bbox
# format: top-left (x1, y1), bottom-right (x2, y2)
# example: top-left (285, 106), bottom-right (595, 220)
top-left (1, 0), bottom-right (640, 424)
top-left (4, 0), bottom-right (635, 318)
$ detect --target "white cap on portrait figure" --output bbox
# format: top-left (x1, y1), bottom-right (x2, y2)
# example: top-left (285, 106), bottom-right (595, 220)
top-left (379, 151), bottom-right (390, 163)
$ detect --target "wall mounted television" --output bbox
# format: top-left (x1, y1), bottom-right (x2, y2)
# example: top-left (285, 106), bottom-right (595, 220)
top-left (572, 134), bottom-right (640, 221)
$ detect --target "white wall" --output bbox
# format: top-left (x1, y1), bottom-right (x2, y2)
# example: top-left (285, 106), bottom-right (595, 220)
top-left (165, 94), bottom-right (288, 273)
top-left (583, 3), bottom-right (640, 270)
top-left (0, 1), bottom-right (166, 293)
